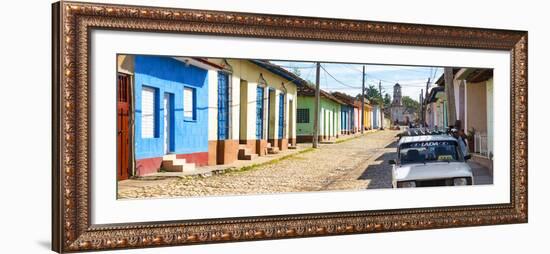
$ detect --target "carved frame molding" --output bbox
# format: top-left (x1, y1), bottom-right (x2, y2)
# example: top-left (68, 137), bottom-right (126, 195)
top-left (52, 1), bottom-right (528, 252)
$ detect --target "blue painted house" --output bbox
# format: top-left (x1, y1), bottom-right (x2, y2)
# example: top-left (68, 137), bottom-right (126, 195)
top-left (340, 105), bottom-right (353, 134)
top-left (131, 55), bottom-right (220, 175)
top-left (331, 92), bottom-right (355, 135)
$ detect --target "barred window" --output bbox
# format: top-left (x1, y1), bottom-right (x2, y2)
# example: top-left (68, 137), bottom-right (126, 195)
top-left (297, 108), bottom-right (309, 123)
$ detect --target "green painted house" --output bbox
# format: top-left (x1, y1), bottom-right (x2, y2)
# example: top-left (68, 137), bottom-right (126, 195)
top-left (296, 85), bottom-right (345, 143)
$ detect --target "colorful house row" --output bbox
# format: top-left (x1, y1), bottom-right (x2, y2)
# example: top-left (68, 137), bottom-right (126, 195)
top-left (331, 92), bottom-right (356, 135)
top-left (295, 89), bottom-right (378, 144)
top-left (116, 55), bottom-right (300, 179)
top-left (331, 92), bottom-right (374, 135)
top-left (207, 59), bottom-right (301, 162)
top-left (116, 55), bottom-right (384, 180)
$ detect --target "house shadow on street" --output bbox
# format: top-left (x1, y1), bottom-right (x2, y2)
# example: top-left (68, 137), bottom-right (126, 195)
top-left (384, 140), bottom-right (398, 149)
top-left (358, 142), bottom-right (398, 189)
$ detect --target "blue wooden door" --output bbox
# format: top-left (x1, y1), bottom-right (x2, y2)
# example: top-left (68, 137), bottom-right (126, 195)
top-left (278, 93), bottom-right (284, 139)
top-left (341, 107), bottom-right (346, 131)
top-left (217, 72), bottom-right (229, 140)
top-left (255, 87), bottom-right (264, 139)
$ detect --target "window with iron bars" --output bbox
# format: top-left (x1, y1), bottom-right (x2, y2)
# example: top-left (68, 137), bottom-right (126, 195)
top-left (297, 108), bottom-right (309, 123)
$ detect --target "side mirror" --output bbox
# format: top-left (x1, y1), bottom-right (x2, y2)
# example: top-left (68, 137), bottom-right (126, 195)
top-left (388, 159), bottom-right (396, 165)
top-left (464, 154), bottom-right (472, 161)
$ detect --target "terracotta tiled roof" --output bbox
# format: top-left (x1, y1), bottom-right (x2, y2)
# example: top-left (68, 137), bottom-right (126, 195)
top-left (331, 92), bottom-right (356, 106)
top-left (249, 60), bottom-right (346, 105)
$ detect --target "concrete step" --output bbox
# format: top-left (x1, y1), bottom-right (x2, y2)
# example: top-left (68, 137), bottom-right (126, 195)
top-left (267, 146), bottom-right (280, 154)
top-left (161, 155), bottom-right (195, 172)
top-left (163, 164), bottom-right (182, 172)
top-left (162, 163), bottom-right (196, 172)
top-left (163, 153), bottom-right (177, 161)
top-left (238, 148), bottom-right (251, 157)
top-left (238, 147), bottom-right (258, 160)
top-left (162, 159), bottom-right (189, 167)
top-left (242, 153), bottom-right (258, 160)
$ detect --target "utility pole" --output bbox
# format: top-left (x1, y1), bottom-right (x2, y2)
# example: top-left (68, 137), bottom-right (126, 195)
top-left (420, 89), bottom-right (424, 125)
top-left (361, 65), bottom-right (365, 134)
top-left (424, 78), bottom-right (430, 126)
top-left (444, 67), bottom-right (457, 128)
top-left (378, 80), bottom-right (384, 130)
top-left (312, 62), bottom-right (321, 148)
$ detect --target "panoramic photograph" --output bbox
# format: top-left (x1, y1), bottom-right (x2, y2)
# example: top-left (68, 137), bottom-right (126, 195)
top-left (116, 55), bottom-right (494, 199)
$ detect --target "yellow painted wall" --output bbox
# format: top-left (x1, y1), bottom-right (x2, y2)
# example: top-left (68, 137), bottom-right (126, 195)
top-left (208, 59), bottom-right (298, 141)
top-left (466, 81), bottom-right (487, 133)
top-left (363, 105), bottom-right (372, 129)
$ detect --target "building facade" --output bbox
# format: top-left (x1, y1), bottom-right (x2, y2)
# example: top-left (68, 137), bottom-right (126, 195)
top-left (451, 68), bottom-right (494, 158)
top-left (116, 56), bottom-right (300, 178)
top-left (117, 55), bottom-right (222, 177)
top-left (427, 68), bottom-right (493, 164)
top-left (206, 59), bottom-right (299, 162)
top-left (340, 104), bottom-right (353, 134)
top-left (363, 102), bottom-right (373, 130)
top-left (296, 88), bottom-right (343, 142)
top-left (331, 92), bottom-right (357, 135)
top-left (425, 86), bottom-right (447, 129)
top-left (352, 101), bottom-right (361, 133)
top-left (371, 104), bottom-right (384, 129)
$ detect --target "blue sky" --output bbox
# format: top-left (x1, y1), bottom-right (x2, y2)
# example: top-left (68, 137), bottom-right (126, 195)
top-left (271, 61), bottom-right (443, 102)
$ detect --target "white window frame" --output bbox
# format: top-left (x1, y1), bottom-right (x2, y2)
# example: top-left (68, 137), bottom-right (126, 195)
top-left (141, 86), bottom-right (156, 138)
top-left (183, 86), bottom-right (196, 120)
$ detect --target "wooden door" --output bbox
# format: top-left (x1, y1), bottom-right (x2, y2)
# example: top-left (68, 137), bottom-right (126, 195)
top-left (218, 72), bottom-right (229, 140)
top-left (255, 86), bottom-right (264, 139)
top-left (117, 74), bottom-right (131, 181)
top-left (278, 93), bottom-right (284, 139)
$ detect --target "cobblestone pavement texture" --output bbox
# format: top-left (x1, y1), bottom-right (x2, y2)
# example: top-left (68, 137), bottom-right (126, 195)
top-left (118, 130), bottom-right (492, 199)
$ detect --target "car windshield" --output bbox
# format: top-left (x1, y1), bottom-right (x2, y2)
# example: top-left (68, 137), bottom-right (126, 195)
top-left (399, 140), bottom-right (460, 164)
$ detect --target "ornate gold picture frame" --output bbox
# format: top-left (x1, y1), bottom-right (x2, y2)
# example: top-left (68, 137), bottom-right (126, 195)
top-left (52, 1), bottom-right (527, 252)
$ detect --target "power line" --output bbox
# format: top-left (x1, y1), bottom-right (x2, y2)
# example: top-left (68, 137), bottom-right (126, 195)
top-left (322, 87), bottom-right (362, 90)
top-left (320, 65), bottom-right (362, 89)
top-left (337, 63), bottom-right (434, 83)
top-left (322, 65), bottom-right (329, 89)
top-left (303, 64), bottom-right (315, 84)
top-left (276, 65), bottom-right (316, 69)
top-left (322, 65), bottom-right (426, 89)
top-left (289, 62), bottom-right (439, 88)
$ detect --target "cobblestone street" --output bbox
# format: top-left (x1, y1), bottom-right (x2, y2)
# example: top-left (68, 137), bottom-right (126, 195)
top-left (118, 129), bottom-right (493, 199)
top-left (118, 130), bottom-right (400, 199)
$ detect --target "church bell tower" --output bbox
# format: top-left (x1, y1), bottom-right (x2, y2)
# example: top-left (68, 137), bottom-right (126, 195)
top-left (392, 83), bottom-right (402, 106)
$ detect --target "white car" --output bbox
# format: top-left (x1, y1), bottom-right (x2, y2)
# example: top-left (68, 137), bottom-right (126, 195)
top-left (390, 131), bottom-right (473, 188)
